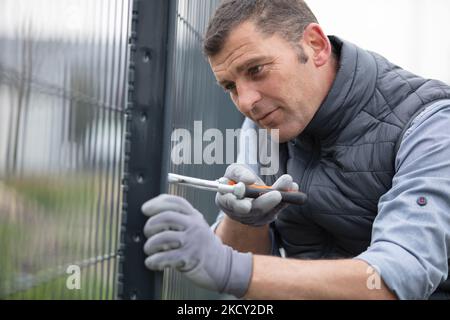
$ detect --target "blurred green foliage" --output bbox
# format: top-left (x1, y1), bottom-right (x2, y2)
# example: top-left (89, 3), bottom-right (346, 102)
top-left (0, 175), bottom-right (120, 300)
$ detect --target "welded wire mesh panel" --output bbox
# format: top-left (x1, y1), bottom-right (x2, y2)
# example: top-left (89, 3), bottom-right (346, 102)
top-left (160, 0), bottom-right (244, 300)
top-left (0, 0), bottom-right (130, 299)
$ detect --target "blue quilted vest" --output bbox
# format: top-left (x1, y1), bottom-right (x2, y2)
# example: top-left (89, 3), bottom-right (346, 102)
top-left (262, 37), bottom-right (450, 293)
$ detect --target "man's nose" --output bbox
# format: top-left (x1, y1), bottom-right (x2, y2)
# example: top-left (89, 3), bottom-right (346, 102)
top-left (236, 83), bottom-right (262, 114)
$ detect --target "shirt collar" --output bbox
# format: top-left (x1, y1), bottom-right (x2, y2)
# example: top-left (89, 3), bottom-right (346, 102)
top-left (302, 36), bottom-right (378, 142)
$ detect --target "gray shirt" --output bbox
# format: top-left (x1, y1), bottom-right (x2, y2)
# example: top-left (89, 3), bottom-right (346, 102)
top-left (213, 99), bottom-right (450, 299)
top-left (356, 99), bottom-right (450, 299)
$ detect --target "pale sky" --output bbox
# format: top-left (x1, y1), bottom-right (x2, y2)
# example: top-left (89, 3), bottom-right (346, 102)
top-left (308, 0), bottom-right (450, 84)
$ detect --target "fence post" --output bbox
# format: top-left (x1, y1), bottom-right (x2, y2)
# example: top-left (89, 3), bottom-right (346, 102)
top-left (118, 0), bottom-right (170, 300)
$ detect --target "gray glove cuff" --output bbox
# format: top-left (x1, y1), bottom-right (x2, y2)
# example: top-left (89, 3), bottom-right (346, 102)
top-left (222, 249), bottom-right (253, 298)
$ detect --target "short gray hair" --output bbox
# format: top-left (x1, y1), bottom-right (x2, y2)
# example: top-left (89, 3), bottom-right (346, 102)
top-left (203, 0), bottom-right (318, 62)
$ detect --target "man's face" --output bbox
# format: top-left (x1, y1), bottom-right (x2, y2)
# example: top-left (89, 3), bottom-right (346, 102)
top-left (209, 21), bottom-right (332, 142)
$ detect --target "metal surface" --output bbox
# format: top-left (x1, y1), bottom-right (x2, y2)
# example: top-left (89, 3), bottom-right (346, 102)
top-left (118, 0), bottom-right (170, 300)
top-left (0, 0), bottom-right (130, 299)
top-left (168, 173), bottom-right (222, 190)
top-left (159, 0), bottom-right (244, 300)
top-left (119, 0), bottom-right (243, 300)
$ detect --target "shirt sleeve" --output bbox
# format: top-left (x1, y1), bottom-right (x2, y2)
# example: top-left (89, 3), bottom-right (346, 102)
top-left (355, 100), bottom-right (450, 299)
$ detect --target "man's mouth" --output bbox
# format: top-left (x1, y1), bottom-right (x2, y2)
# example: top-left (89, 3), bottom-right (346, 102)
top-left (257, 108), bottom-right (280, 126)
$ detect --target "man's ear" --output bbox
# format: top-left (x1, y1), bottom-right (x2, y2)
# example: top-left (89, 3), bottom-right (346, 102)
top-left (301, 23), bottom-right (331, 67)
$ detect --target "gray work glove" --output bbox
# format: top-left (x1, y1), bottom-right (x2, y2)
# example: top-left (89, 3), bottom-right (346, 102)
top-left (141, 194), bottom-right (253, 298)
top-left (215, 163), bottom-right (299, 227)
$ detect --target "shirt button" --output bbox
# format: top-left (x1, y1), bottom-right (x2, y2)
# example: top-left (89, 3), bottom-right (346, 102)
top-left (417, 197), bottom-right (427, 206)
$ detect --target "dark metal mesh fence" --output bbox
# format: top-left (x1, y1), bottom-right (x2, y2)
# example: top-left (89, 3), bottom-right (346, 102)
top-left (0, 0), bottom-right (131, 299)
top-left (160, 0), bottom-right (244, 300)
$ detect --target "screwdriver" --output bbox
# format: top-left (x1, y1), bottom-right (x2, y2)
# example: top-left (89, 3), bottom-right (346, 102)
top-left (168, 173), bottom-right (307, 205)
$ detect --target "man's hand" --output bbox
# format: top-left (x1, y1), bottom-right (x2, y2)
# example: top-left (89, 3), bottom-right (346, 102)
top-left (215, 164), bottom-right (299, 226)
top-left (141, 194), bottom-right (253, 297)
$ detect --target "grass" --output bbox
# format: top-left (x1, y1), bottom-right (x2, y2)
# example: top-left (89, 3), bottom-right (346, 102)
top-left (0, 173), bottom-right (121, 300)
top-left (5, 262), bottom-right (117, 300)
top-left (3, 175), bottom-right (97, 214)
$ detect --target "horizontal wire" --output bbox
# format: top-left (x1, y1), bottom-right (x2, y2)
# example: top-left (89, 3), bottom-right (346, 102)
top-left (0, 65), bottom-right (125, 113)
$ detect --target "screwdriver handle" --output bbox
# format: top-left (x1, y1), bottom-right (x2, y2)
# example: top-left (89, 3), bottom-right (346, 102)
top-left (224, 180), bottom-right (308, 205)
top-left (244, 187), bottom-right (308, 205)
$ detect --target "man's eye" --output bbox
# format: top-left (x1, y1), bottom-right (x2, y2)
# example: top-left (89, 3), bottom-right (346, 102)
top-left (248, 65), bottom-right (263, 76)
top-left (224, 83), bottom-right (236, 92)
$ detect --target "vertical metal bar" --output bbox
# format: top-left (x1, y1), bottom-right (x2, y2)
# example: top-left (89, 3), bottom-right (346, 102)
top-left (119, 0), bottom-right (171, 300)
top-left (86, 0), bottom-right (104, 299)
top-left (112, 0), bottom-right (131, 300)
top-left (104, 0), bottom-right (120, 300)
top-left (81, 0), bottom-right (97, 300)
top-left (72, 14), bottom-right (87, 299)
top-left (59, 60), bottom-right (72, 300)
top-left (97, 0), bottom-right (114, 300)
top-left (160, 0), bottom-right (179, 300)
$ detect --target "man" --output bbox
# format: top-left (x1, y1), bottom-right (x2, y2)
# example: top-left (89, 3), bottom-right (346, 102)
top-left (141, 0), bottom-right (450, 299)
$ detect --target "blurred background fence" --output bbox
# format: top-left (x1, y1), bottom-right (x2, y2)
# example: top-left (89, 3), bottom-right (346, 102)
top-left (0, 0), bottom-right (130, 299)
top-left (0, 0), bottom-right (242, 300)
